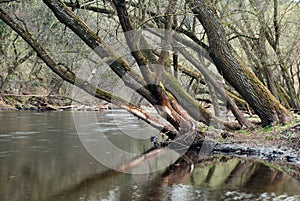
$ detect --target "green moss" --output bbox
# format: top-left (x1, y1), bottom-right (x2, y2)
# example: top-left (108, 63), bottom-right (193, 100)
top-left (207, 164), bottom-right (214, 169)
top-left (247, 116), bottom-right (260, 121)
top-left (200, 127), bottom-right (206, 132)
top-left (239, 129), bottom-right (250, 135)
top-left (265, 134), bottom-right (273, 140)
top-left (5, 96), bottom-right (15, 104)
top-left (264, 126), bottom-right (272, 132)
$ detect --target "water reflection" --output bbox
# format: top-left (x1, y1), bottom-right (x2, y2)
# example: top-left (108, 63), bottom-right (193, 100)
top-left (0, 111), bottom-right (299, 201)
top-left (47, 155), bottom-right (300, 201)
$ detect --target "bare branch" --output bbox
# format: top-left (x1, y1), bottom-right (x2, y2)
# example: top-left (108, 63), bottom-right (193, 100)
top-left (156, 0), bottom-right (178, 84)
top-left (64, 1), bottom-right (115, 15)
top-left (228, 34), bottom-right (258, 42)
top-left (112, 0), bottom-right (155, 84)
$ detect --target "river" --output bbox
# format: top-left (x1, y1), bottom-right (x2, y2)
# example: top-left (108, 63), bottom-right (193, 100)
top-left (0, 110), bottom-right (299, 201)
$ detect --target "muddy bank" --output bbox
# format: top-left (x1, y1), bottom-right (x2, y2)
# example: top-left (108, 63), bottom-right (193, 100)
top-left (188, 138), bottom-right (300, 165)
top-left (212, 142), bottom-right (300, 164)
top-left (191, 118), bottom-right (300, 165)
top-left (185, 141), bottom-right (300, 180)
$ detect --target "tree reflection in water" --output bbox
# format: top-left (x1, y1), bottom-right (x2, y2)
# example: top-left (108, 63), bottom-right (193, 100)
top-left (48, 153), bottom-right (300, 201)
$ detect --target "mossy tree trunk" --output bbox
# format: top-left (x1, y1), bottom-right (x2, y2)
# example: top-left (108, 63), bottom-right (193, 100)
top-left (187, 0), bottom-right (290, 126)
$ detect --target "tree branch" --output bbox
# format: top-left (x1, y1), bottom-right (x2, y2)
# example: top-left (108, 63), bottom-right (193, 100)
top-left (64, 1), bottom-right (115, 15)
top-left (0, 7), bottom-right (179, 136)
top-left (228, 34), bottom-right (258, 42)
top-left (156, 0), bottom-right (177, 84)
top-left (112, 0), bottom-right (155, 84)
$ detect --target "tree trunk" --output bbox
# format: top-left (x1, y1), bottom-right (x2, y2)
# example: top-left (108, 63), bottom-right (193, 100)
top-left (187, 0), bottom-right (290, 126)
top-left (113, 0), bottom-right (195, 133)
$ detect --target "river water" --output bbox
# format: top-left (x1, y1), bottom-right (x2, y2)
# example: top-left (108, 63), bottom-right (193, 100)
top-left (0, 110), bottom-right (299, 201)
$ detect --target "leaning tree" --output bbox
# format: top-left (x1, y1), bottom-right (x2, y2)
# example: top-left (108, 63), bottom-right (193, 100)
top-left (0, 0), bottom-right (292, 140)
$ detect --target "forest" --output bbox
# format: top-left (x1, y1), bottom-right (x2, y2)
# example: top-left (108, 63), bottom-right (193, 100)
top-left (1, 0), bottom-right (299, 137)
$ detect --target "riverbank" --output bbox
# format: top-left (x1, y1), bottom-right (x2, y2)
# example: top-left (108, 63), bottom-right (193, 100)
top-left (192, 115), bottom-right (300, 164)
top-left (1, 95), bottom-right (299, 170)
top-left (0, 94), bottom-right (117, 111)
top-left (187, 116), bottom-right (300, 179)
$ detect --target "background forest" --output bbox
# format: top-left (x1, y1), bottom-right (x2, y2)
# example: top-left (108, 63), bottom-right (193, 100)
top-left (0, 0), bottom-right (299, 135)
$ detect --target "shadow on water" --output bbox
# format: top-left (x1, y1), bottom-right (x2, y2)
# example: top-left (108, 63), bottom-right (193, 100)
top-left (0, 111), bottom-right (299, 201)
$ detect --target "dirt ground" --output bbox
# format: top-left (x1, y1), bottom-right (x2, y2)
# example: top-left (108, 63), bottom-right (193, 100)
top-left (224, 113), bottom-right (300, 154)
top-left (194, 113), bottom-right (300, 179)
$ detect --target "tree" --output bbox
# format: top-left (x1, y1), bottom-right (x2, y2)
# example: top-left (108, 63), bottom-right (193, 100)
top-left (221, 0), bottom-right (300, 110)
top-left (0, 0), bottom-right (295, 139)
top-left (187, 0), bottom-right (290, 125)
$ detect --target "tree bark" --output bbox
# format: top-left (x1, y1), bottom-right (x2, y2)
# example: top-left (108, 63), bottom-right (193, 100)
top-left (187, 0), bottom-right (290, 126)
top-left (113, 0), bottom-right (195, 132)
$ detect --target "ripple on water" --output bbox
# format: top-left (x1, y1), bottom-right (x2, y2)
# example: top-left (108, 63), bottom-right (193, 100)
top-left (11, 131), bottom-right (40, 135)
top-left (224, 191), bottom-right (300, 200)
top-left (0, 150), bottom-right (17, 158)
top-left (0, 131), bottom-right (41, 139)
top-left (11, 136), bottom-right (29, 139)
top-left (0, 134), bottom-right (12, 138)
top-left (29, 145), bottom-right (50, 152)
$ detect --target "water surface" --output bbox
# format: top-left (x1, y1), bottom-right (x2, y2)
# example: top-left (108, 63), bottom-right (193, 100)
top-left (0, 111), bottom-right (299, 201)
